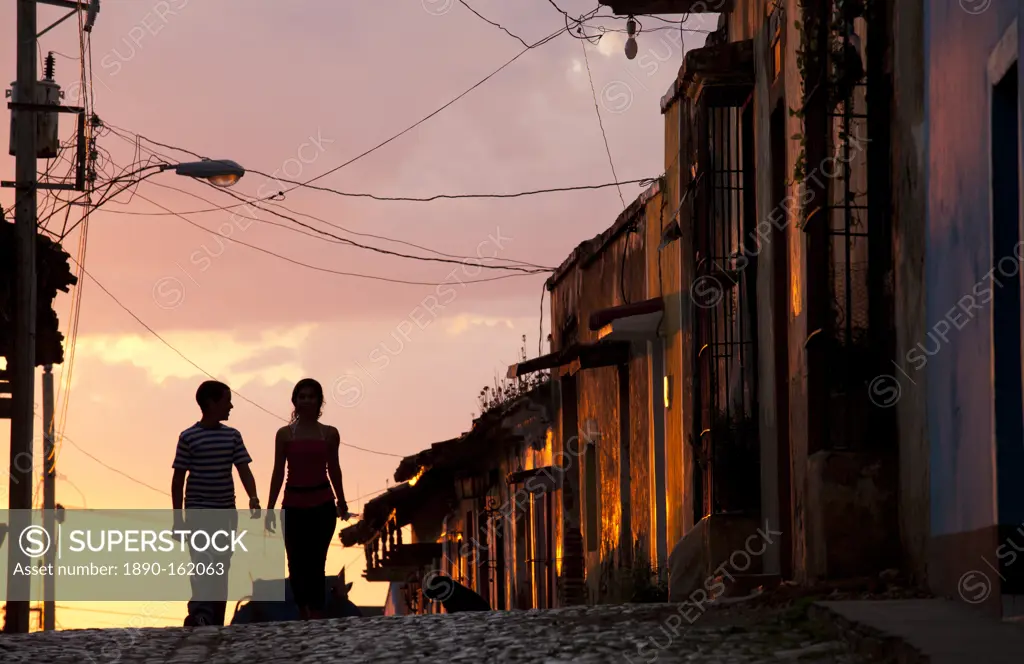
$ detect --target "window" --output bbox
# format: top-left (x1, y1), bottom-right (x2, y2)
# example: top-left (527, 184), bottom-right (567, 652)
top-left (649, 338), bottom-right (668, 573)
top-left (465, 510), bottom-right (475, 591)
top-left (816, 0), bottom-right (895, 455)
top-left (770, 101), bottom-right (793, 579)
top-left (768, 2), bottom-right (784, 81)
top-left (585, 441), bottom-right (599, 552)
top-left (514, 492), bottom-right (532, 608)
top-left (691, 89), bottom-right (760, 516)
top-left (486, 511), bottom-right (506, 609)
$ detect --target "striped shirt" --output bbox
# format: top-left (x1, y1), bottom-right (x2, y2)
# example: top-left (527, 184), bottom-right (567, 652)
top-left (172, 423), bottom-right (252, 509)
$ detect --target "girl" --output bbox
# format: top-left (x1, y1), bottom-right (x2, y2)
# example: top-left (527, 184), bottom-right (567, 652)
top-left (265, 378), bottom-right (349, 620)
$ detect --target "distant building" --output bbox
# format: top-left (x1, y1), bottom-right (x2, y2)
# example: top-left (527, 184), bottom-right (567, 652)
top-left (340, 383), bottom-right (557, 612)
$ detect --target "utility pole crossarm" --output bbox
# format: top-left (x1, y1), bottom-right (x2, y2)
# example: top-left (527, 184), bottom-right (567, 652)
top-left (36, 0), bottom-right (88, 9)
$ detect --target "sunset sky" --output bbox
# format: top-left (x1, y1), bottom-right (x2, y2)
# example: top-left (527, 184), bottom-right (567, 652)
top-left (0, 1), bottom-right (714, 631)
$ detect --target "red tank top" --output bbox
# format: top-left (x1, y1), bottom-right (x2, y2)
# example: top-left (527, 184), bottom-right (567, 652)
top-left (282, 424), bottom-right (335, 508)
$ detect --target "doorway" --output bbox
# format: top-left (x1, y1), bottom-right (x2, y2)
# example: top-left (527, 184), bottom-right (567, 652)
top-left (992, 60), bottom-right (1024, 614)
top-left (770, 101), bottom-right (793, 579)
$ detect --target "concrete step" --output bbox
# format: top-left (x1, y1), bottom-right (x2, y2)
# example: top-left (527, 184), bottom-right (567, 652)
top-left (811, 599), bottom-right (1024, 663)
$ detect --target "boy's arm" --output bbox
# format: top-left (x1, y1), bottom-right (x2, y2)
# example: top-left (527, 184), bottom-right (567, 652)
top-left (232, 431), bottom-right (259, 507)
top-left (171, 469), bottom-right (187, 511)
top-left (237, 464), bottom-right (259, 505)
top-left (171, 434), bottom-right (190, 512)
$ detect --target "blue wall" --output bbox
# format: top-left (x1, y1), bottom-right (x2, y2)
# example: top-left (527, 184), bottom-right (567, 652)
top-left (926, 0), bottom-right (1023, 537)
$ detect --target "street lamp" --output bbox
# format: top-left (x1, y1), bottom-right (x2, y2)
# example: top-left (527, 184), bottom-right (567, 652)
top-left (161, 159), bottom-right (245, 187)
top-left (624, 16), bottom-right (638, 60)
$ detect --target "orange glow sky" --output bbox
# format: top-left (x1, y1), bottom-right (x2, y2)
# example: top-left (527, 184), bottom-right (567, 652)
top-left (1, 1), bottom-right (714, 631)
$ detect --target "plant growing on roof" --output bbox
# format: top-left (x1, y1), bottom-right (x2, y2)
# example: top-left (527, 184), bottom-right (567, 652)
top-left (477, 335), bottom-right (550, 416)
top-left (790, 0), bottom-right (869, 217)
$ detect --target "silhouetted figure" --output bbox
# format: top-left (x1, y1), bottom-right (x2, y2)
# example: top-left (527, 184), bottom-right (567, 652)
top-left (326, 567), bottom-right (363, 618)
top-left (173, 380), bottom-right (261, 627)
top-left (230, 569), bottom-right (365, 624)
top-left (265, 378), bottom-right (350, 621)
top-left (422, 574), bottom-right (491, 613)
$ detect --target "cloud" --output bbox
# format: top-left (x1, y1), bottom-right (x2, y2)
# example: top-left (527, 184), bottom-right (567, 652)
top-left (227, 346), bottom-right (300, 374)
top-left (444, 314), bottom-right (515, 337)
top-left (596, 31), bottom-right (626, 58)
top-left (71, 324), bottom-right (316, 389)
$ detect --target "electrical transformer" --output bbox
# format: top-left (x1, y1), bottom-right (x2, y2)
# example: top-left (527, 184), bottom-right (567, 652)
top-left (7, 56), bottom-right (62, 159)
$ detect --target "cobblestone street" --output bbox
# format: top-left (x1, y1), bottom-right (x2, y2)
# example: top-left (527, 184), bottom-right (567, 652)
top-left (0, 604), bottom-right (868, 663)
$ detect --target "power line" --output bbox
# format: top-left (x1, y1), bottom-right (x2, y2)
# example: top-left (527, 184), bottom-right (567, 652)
top-left (546, 0), bottom-right (604, 42)
top-left (36, 159), bottom-right (168, 235)
top-left (79, 187), bottom-right (543, 286)
top-left (87, 24), bottom-right (578, 218)
top-left (46, 157), bottom-right (551, 284)
top-left (99, 127), bottom-right (551, 270)
top-left (272, 23), bottom-right (574, 198)
top-left (60, 435), bottom-right (169, 497)
top-left (246, 169), bottom-right (651, 204)
top-left (58, 255), bottom-right (405, 459)
top-left (188, 179), bottom-right (548, 274)
top-left (580, 40), bottom-right (626, 208)
top-left (457, 1), bottom-right (530, 48)
top-left (102, 121), bottom-right (648, 205)
top-left (146, 177), bottom-right (552, 271)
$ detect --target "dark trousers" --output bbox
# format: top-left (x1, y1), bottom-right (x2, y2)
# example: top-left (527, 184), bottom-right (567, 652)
top-left (184, 508), bottom-right (238, 626)
top-left (283, 501), bottom-right (337, 611)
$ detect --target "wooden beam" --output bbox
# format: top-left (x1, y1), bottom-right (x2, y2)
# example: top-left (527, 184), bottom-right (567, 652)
top-left (599, 0), bottom-right (733, 14)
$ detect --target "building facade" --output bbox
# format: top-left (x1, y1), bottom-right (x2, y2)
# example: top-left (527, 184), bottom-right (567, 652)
top-left (605, 0), bottom-right (930, 598)
top-left (924, 0), bottom-right (1024, 619)
top-left (344, 0), bottom-right (1024, 620)
top-left (340, 383), bottom-right (558, 614)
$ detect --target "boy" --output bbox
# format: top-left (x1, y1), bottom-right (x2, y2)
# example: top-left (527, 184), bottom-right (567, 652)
top-left (172, 380), bottom-right (260, 627)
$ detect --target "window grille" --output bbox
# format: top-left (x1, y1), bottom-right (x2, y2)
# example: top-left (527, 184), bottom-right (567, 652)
top-left (820, 0), bottom-right (893, 451)
top-left (690, 87), bottom-right (760, 517)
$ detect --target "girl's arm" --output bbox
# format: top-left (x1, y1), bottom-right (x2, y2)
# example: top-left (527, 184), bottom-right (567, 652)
top-left (326, 427), bottom-right (347, 512)
top-left (267, 428), bottom-right (289, 510)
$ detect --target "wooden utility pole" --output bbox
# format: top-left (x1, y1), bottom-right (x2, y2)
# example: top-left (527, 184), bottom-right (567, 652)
top-left (42, 364), bottom-right (55, 631)
top-left (5, 0), bottom-right (39, 634)
top-left (5, 1), bottom-right (94, 631)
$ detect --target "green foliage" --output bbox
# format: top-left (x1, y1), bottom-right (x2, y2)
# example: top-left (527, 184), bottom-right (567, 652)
top-left (790, 0), bottom-right (869, 227)
top-left (477, 335), bottom-right (550, 416)
top-left (629, 560), bottom-right (668, 604)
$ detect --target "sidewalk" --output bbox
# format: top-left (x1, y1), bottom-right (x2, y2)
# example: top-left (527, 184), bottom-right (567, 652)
top-left (813, 599), bottom-right (1024, 663)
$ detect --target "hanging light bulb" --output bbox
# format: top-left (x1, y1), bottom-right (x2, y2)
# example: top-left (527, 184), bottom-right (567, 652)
top-left (625, 17), bottom-right (638, 60)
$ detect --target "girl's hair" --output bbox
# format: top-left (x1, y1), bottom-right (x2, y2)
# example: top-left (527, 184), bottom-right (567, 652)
top-left (290, 378), bottom-right (324, 423)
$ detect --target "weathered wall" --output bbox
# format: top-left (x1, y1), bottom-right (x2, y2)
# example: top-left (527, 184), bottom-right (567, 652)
top-left (924, 0), bottom-right (1023, 613)
top-left (630, 336), bottom-right (654, 571)
top-left (890, 0), bottom-right (929, 588)
top-left (727, 0), bottom-right (789, 577)
top-left (646, 178), bottom-right (688, 570)
top-left (550, 247), bottom-right (584, 605)
top-left (780, 0), bottom-right (811, 585)
top-left (659, 101), bottom-right (693, 551)
top-left (582, 220), bottom-right (649, 601)
top-left (550, 198), bottom-right (652, 603)
top-left (578, 362), bottom-right (621, 600)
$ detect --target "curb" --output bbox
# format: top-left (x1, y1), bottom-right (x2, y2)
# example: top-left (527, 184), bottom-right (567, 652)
top-left (808, 602), bottom-right (928, 664)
